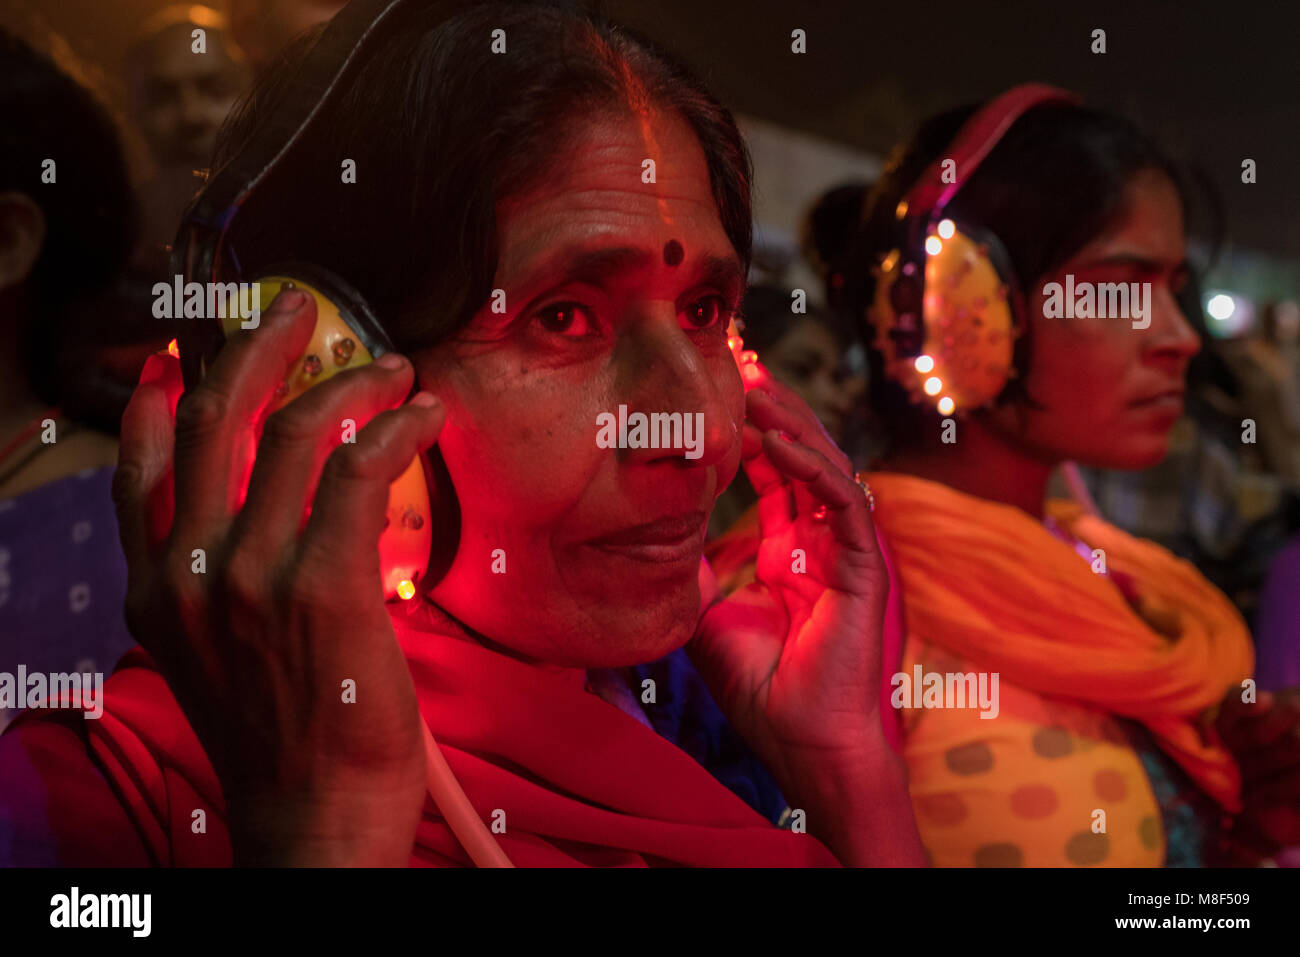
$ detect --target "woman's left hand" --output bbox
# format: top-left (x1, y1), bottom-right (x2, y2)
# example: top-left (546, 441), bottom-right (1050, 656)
top-left (690, 368), bottom-right (922, 865)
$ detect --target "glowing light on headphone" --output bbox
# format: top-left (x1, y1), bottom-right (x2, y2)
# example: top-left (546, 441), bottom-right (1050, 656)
top-left (924, 236), bottom-right (943, 256)
top-left (937, 396), bottom-right (955, 415)
top-left (923, 376), bottom-right (943, 396)
top-left (937, 219), bottom-right (956, 240)
top-left (167, 338), bottom-right (180, 358)
top-left (396, 579), bottom-right (416, 601)
top-left (914, 355), bottom-right (934, 374)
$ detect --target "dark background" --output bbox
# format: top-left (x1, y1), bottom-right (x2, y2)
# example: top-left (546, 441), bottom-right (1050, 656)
top-left (5, 0), bottom-right (1299, 264)
top-left (604, 0), bottom-right (1300, 265)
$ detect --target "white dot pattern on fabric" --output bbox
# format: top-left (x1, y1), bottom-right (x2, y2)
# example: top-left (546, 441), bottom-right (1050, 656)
top-left (71, 520), bottom-right (92, 544)
top-left (69, 583), bottom-right (91, 614)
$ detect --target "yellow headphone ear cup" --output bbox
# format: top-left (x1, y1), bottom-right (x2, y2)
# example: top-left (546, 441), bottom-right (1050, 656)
top-left (251, 276), bottom-right (374, 408)
top-left (870, 226), bottom-right (1016, 415)
top-left (248, 274), bottom-right (432, 603)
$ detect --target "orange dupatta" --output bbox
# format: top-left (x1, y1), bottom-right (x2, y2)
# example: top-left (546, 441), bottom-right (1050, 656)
top-left (867, 471), bottom-right (1253, 812)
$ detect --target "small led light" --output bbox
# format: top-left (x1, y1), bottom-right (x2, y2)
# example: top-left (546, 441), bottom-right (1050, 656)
top-left (895, 199), bottom-right (910, 220)
top-left (396, 579), bottom-right (416, 600)
top-left (937, 396), bottom-right (955, 415)
top-left (925, 236), bottom-right (943, 256)
top-left (924, 376), bottom-right (943, 396)
top-left (167, 338), bottom-right (180, 358)
top-left (914, 355), bottom-right (935, 374)
top-left (937, 219), bottom-right (956, 240)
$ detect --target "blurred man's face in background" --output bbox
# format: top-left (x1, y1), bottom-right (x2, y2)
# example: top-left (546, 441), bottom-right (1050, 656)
top-left (229, 0), bottom-right (348, 74)
top-left (129, 22), bottom-right (246, 167)
top-left (760, 316), bottom-right (863, 443)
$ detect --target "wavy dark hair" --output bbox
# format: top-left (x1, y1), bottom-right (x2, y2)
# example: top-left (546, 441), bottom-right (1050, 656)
top-left (212, 0), bottom-right (752, 354)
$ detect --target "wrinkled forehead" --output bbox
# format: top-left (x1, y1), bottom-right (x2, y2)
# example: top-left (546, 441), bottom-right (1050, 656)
top-left (494, 110), bottom-right (731, 280)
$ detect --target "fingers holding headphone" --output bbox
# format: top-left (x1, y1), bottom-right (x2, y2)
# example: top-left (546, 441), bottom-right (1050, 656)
top-left (746, 377), bottom-right (853, 477)
top-left (232, 351), bottom-right (422, 558)
top-left (115, 351), bottom-right (187, 667)
top-left (760, 428), bottom-right (874, 558)
top-left (169, 288), bottom-right (317, 548)
top-left (115, 351), bottom-right (185, 567)
top-left (299, 394), bottom-right (445, 583)
top-left (744, 374), bottom-right (856, 528)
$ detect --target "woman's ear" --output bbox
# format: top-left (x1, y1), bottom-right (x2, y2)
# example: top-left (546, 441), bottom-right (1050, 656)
top-left (0, 191), bottom-right (46, 292)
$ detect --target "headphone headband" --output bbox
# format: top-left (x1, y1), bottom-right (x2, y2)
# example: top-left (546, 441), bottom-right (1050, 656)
top-left (175, 0), bottom-right (410, 266)
top-left (903, 82), bottom-right (1081, 222)
top-left (171, 0), bottom-right (424, 387)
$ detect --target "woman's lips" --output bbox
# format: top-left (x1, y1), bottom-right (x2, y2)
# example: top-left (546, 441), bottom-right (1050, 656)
top-left (585, 511), bottom-right (707, 564)
top-left (1131, 389), bottom-right (1185, 414)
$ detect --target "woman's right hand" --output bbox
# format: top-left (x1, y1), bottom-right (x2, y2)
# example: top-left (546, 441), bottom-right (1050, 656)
top-left (112, 289), bottom-right (446, 866)
top-left (692, 368), bottom-right (924, 865)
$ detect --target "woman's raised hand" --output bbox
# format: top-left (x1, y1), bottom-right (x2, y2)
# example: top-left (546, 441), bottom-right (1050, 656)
top-left (112, 290), bottom-right (444, 865)
top-left (691, 367), bottom-right (923, 865)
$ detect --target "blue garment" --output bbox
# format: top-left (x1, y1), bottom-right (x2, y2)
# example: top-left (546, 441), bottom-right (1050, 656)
top-left (629, 649), bottom-right (790, 826)
top-left (0, 467), bottom-right (135, 732)
top-left (1121, 719), bottom-right (1218, 867)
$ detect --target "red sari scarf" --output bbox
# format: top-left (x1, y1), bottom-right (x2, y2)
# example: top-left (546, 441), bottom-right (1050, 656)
top-left (14, 601), bottom-right (838, 867)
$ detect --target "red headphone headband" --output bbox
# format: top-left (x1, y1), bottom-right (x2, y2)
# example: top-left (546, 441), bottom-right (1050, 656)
top-left (904, 82), bottom-right (1082, 220)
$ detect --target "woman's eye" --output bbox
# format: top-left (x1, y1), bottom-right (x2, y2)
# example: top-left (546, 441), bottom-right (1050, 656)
top-left (683, 295), bottom-right (732, 330)
top-left (534, 302), bottom-right (595, 337)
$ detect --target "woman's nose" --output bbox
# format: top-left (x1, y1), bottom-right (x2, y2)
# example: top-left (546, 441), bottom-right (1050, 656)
top-left (613, 315), bottom-right (737, 468)
top-left (1148, 292), bottom-right (1201, 364)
